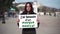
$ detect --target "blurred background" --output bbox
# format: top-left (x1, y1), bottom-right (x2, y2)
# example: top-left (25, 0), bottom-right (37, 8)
top-left (0, 0), bottom-right (60, 34)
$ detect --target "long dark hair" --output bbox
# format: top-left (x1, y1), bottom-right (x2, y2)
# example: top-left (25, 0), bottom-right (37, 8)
top-left (22, 2), bottom-right (34, 14)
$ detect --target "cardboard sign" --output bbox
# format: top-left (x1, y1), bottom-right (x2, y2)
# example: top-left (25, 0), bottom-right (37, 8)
top-left (19, 15), bottom-right (37, 28)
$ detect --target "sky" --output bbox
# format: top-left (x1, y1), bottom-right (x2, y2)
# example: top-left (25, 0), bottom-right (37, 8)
top-left (15, 0), bottom-right (60, 9)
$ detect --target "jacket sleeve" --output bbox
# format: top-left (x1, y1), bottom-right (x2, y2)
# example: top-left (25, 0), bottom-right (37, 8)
top-left (17, 19), bottom-right (19, 27)
top-left (37, 18), bottom-right (40, 28)
top-left (17, 23), bottom-right (19, 27)
top-left (17, 15), bottom-right (20, 27)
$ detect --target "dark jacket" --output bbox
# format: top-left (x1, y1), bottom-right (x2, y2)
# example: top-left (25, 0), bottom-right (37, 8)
top-left (21, 11), bottom-right (36, 15)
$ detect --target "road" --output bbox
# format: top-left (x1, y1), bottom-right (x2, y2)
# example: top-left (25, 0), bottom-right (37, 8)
top-left (0, 15), bottom-right (60, 34)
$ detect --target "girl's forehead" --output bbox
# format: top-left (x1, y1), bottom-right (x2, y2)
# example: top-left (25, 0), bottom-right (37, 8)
top-left (26, 4), bottom-right (31, 7)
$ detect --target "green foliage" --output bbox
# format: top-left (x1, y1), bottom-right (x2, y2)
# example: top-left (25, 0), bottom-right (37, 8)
top-left (0, 0), bottom-right (14, 9)
top-left (10, 5), bottom-right (19, 11)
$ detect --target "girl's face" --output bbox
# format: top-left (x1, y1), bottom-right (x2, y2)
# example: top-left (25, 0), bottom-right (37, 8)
top-left (26, 4), bottom-right (31, 12)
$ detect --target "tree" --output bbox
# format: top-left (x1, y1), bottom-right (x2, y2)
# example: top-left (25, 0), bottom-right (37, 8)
top-left (0, 0), bottom-right (15, 24)
top-left (10, 6), bottom-right (19, 11)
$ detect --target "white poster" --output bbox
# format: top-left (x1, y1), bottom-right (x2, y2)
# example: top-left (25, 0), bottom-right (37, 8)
top-left (19, 15), bottom-right (37, 28)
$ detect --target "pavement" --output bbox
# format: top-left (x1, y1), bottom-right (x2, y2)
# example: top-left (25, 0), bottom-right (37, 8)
top-left (0, 14), bottom-right (60, 34)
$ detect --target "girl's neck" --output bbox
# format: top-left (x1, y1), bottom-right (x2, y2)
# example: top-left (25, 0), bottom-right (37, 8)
top-left (27, 11), bottom-right (29, 14)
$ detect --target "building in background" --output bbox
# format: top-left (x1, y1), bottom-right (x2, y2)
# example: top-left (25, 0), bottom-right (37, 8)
top-left (13, 2), bottom-right (60, 16)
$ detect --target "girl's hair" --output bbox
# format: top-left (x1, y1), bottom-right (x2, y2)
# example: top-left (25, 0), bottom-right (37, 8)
top-left (23, 2), bottom-right (34, 14)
